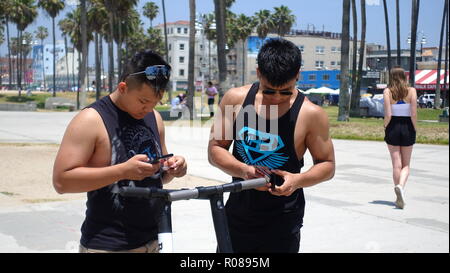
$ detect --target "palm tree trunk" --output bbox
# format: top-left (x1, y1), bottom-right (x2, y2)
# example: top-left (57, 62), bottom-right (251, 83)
top-left (382, 0), bottom-right (392, 73)
top-left (108, 14), bottom-right (114, 93)
top-left (41, 39), bottom-right (46, 90)
top-left (396, 0), bottom-right (401, 66)
top-left (117, 20), bottom-right (123, 80)
top-left (16, 29), bottom-right (20, 95)
top-left (64, 36), bottom-right (70, 91)
top-left (355, 0), bottom-right (366, 113)
top-left (435, 0), bottom-right (448, 109)
top-left (444, 5), bottom-right (449, 108)
top-left (187, 0), bottom-right (196, 120)
top-left (79, 0), bottom-right (88, 109)
top-left (350, 0), bottom-right (359, 117)
top-left (52, 17), bottom-right (56, 97)
top-left (409, 0), bottom-right (420, 87)
top-left (6, 19), bottom-right (12, 90)
top-left (214, 0), bottom-right (227, 101)
top-left (338, 0), bottom-right (351, 121)
top-left (95, 32), bottom-right (101, 101)
top-left (162, 0), bottom-right (171, 102)
top-left (242, 40), bottom-right (246, 86)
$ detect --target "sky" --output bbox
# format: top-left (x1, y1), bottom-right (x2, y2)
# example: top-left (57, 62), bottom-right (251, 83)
top-left (0, 0), bottom-right (447, 61)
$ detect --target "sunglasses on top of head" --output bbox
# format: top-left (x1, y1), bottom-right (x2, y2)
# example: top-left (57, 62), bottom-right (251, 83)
top-left (262, 89), bottom-right (294, 96)
top-left (128, 65), bottom-right (171, 81)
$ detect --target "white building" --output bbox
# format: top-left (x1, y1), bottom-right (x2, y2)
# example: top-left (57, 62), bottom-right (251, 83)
top-left (156, 20), bottom-right (218, 91)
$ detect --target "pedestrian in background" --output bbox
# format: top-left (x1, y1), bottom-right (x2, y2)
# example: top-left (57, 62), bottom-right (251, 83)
top-left (383, 66), bottom-right (418, 209)
top-left (206, 81), bottom-right (218, 117)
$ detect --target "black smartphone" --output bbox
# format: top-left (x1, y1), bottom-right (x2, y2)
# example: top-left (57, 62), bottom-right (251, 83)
top-left (150, 153), bottom-right (174, 164)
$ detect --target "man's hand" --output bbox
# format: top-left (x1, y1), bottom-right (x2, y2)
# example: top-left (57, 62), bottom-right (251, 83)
top-left (122, 154), bottom-right (161, 181)
top-left (240, 165), bottom-right (271, 191)
top-left (268, 169), bottom-right (300, 197)
top-left (162, 155), bottom-right (187, 178)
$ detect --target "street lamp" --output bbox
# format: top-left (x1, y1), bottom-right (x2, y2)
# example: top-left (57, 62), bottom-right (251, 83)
top-left (420, 34), bottom-right (427, 62)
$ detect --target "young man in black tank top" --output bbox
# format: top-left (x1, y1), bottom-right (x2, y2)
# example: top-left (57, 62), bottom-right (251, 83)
top-left (208, 38), bottom-right (335, 253)
top-left (53, 50), bottom-right (187, 253)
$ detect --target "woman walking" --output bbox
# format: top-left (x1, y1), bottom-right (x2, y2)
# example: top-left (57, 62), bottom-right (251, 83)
top-left (383, 66), bottom-right (417, 209)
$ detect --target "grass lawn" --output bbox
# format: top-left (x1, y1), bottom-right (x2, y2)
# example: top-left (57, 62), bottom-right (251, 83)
top-left (324, 106), bottom-right (448, 145)
top-left (1, 91), bottom-right (448, 145)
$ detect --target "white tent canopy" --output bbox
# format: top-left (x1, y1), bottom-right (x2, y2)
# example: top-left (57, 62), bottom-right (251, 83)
top-left (304, 86), bottom-right (338, 95)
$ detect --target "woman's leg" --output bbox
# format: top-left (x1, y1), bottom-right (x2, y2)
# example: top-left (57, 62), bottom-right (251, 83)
top-left (387, 145), bottom-right (402, 186)
top-left (398, 145), bottom-right (414, 188)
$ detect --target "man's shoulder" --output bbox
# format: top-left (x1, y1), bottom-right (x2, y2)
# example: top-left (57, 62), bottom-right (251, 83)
top-left (222, 85), bottom-right (253, 105)
top-left (70, 108), bottom-right (103, 128)
top-left (299, 98), bottom-right (328, 121)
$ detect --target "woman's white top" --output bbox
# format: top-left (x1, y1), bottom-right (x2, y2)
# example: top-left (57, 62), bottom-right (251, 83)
top-left (391, 100), bottom-right (411, 117)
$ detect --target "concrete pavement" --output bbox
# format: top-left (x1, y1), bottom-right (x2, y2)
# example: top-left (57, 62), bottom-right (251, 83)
top-left (0, 111), bottom-right (448, 252)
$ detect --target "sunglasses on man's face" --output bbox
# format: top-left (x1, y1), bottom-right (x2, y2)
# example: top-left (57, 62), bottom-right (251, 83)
top-left (262, 89), bottom-right (294, 96)
top-left (128, 65), bottom-right (171, 80)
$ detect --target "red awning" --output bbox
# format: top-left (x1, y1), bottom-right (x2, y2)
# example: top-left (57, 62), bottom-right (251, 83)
top-left (413, 70), bottom-right (449, 90)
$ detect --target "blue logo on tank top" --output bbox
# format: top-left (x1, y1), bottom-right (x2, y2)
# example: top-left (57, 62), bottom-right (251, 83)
top-left (235, 127), bottom-right (289, 169)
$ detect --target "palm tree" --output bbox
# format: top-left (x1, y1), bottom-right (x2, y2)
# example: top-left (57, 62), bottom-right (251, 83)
top-left (38, 0), bottom-right (65, 97)
top-left (34, 26), bottom-right (48, 90)
top-left (350, 0), bottom-right (359, 117)
top-left (338, 0), bottom-right (351, 122)
top-left (382, 0), bottom-right (392, 73)
top-left (232, 14), bottom-right (255, 86)
top-left (409, 0), bottom-right (420, 87)
top-left (10, 0), bottom-right (38, 96)
top-left (143, 2), bottom-right (159, 29)
top-left (0, 0), bottom-right (14, 90)
top-left (254, 9), bottom-right (273, 41)
top-left (187, 0), bottom-right (196, 120)
top-left (0, 27), bottom-right (4, 89)
top-left (203, 13), bottom-right (216, 81)
top-left (396, 0), bottom-right (401, 65)
top-left (271, 5), bottom-right (296, 37)
top-left (87, 0), bottom-right (108, 101)
top-left (103, 0), bottom-right (116, 93)
top-left (114, 1), bottom-right (138, 80)
top-left (435, 0), bottom-right (448, 109)
top-left (214, 0), bottom-right (228, 100)
top-left (161, 0), bottom-right (171, 102)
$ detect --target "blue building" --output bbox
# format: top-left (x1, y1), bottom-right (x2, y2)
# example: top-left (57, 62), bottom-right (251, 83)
top-left (298, 70), bottom-right (341, 90)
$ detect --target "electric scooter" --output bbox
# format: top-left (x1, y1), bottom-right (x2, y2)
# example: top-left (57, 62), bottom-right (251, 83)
top-left (119, 177), bottom-right (268, 253)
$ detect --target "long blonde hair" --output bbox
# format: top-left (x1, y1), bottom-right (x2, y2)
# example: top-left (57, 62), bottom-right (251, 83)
top-left (388, 66), bottom-right (409, 101)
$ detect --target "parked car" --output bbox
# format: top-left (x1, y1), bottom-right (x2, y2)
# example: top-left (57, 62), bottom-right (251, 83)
top-left (418, 94), bottom-right (442, 108)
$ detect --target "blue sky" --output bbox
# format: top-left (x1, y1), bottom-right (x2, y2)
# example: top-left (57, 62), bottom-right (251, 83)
top-left (0, 0), bottom-right (446, 57)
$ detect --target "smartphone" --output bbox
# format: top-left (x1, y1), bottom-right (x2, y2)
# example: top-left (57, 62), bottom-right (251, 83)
top-left (150, 153), bottom-right (174, 164)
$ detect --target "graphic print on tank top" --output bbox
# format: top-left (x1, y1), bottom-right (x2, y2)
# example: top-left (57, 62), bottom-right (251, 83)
top-left (235, 126), bottom-right (289, 169)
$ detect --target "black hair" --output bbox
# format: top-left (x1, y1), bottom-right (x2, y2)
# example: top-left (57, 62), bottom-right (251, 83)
top-left (120, 49), bottom-right (171, 94)
top-left (257, 38), bottom-right (302, 87)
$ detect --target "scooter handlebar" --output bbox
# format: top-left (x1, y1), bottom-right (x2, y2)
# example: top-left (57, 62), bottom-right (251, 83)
top-left (238, 177), bottom-right (268, 191)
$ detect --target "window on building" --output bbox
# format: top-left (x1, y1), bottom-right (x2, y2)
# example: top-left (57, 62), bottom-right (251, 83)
top-left (179, 43), bottom-right (185, 50)
top-left (179, 69), bottom-right (185, 76)
top-left (315, 46), bottom-right (325, 54)
top-left (315, 60), bottom-right (324, 68)
top-left (179, 56), bottom-right (185, 63)
top-left (331, 61), bottom-right (336, 66)
top-left (177, 27), bottom-right (181, 34)
top-left (336, 74), bottom-right (340, 80)
top-left (184, 28), bottom-right (188, 34)
top-left (308, 74), bottom-right (316, 81)
top-left (322, 74), bottom-right (330, 81)
top-left (169, 44), bottom-right (172, 51)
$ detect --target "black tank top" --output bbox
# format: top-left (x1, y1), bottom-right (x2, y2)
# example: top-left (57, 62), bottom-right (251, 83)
top-left (226, 82), bottom-right (305, 234)
top-left (80, 95), bottom-right (164, 251)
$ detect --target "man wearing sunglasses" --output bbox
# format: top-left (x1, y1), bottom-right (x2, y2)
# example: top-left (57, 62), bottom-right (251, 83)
top-left (208, 38), bottom-right (335, 252)
top-left (53, 50), bottom-right (187, 253)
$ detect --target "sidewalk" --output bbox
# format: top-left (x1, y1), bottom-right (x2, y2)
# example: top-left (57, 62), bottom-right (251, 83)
top-left (0, 111), bottom-right (448, 252)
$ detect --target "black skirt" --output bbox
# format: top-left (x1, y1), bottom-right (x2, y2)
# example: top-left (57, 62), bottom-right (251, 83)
top-left (384, 116), bottom-right (416, 146)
